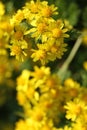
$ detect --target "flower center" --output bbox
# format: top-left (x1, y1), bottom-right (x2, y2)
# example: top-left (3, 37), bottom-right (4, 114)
top-left (52, 28), bottom-right (62, 38)
top-left (37, 23), bottom-right (47, 33)
top-left (42, 7), bottom-right (52, 17)
top-left (11, 45), bottom-right (22, 55)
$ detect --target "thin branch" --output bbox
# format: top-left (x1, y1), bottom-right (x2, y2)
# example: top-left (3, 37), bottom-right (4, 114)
top-left (57, 35), bottom-right (82, 79)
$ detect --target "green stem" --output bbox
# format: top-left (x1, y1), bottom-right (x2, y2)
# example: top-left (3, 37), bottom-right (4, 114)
top-left (57, 35), bottom-right (82, 79)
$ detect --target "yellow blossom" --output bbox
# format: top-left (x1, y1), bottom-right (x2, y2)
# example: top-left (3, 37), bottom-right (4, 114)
top-left (72, 118), bottom-right (87, 130)
top-left (64, 98), bottom-right (87, 121)
top-left (10, 10), bottom-right (24, 25)
top-left (82, 29), bottom-right (87, 46)
top-left (58, 126), bottom-right (72, 130)
top-left (17, 69), bottom-right (30, 92)
top-left (31, 38), bottom-right (67, 64)
top-left (83, 61), bottom-right (87, 71)
top-left (9, 39), bottom-right (28, 61)
top-left (31, 48), bottom-right (47, 64)
top-left (15, 120), bottom-right (29, 130)
top-left (24, 18), bottom-right (49, 42)
top-left (17, 91), bottom-right (27, 106)
top-left (0, 2), bottom-right (5, 16)
top-left (48, 20), bottom-right (69, 39)
top-left (32, 66), bottom-right (50, 79)
top-left (63, 78), bottom-right (81, 100)
top-left (40, 2), bottom-right (58, 18)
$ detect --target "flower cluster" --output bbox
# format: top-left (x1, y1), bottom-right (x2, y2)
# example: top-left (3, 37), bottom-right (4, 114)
top-left (15, 67), bottom-right (87, 130)
top-left (16, 66), bottom-right (62, 130)
top-left (9, 0), bottom-right (70, 64)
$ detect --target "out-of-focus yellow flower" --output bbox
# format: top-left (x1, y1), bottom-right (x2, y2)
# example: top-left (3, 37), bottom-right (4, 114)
top-left (72, 117), bottom-right (87, 130)
top-left (58, 125), bottom-right (72, 130)
top-left (64, 78), bottom-right (81, 100)
top-left (63, 19), bottom-right (73, 31)
top-left (15, 120), bottom-right (29, 130)
top-left (0, 2), bottom-right (5, 17)
top-left (0, 56), bottom-right (12, 83)
top-left (17, 69), bottom-right (30, 92)
top-left (32, 66), bottom-right (50, 79)
top-left (17, 91), bottom-right (27, 106)
top-left (16, 66), bottom-right (62, 129)
top-left (64, 98), bottom-right (87, 121)
top-left (10, 10), bottom-right (24, 25)
top-left (83, 61), bottom-right (87, 71)
top-left (40, 1), bottom-right (58, 18)
top-left (82, 29), bottom-right (87, 46)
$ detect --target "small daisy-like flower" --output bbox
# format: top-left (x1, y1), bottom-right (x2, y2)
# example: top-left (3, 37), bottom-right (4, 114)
top-left (10, 10), bottom-right (24, 25)
top-left (25, 18), bottom-right (49, 42)
top-left (48, 20), bottom-right (69, 39)
top-left (31, 48), bottom-right (47, 65)
top-left (25, 0), bottom-right (40, 14)
top-left (9, 39), bottom-right (28, 61)
top-left (64, 98), bottom-right (87, 121)
top-left (40, 1), bottom-right (58, 18)
top-left (32, 66), bottom-right (50, 79)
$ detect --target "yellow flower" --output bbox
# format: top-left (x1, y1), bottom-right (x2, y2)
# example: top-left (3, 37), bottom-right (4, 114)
top-left (17, 91), bottom-right (27, 106)
top-left (64, 78), bottom-right (80, 99)
top-left (83, 61), bottom-right (87, 71)
top-left (82, 29), bottom-right (87, 46)
top-left (25, 0), bottom-right (40, 14)
top-left (31, 47), bottom-right (47, 65)
top-left (32, 66), bottom-right (50, 79)
top-left (40, 1), bottom-right (58, 18)
top-left (64, 98), bottom-right (87, 121)
top-left (17, 69), bottom-right (30, 92)
top-left (31, 38), bottom-right (67, 64)
top-left (9, 39), bottom-right (28, 61)
top-left (48, 20), bottom-right (69, 39)
top-left (44, 38), bottom-right (67, 60)
top-left (15, 120), bottom-right (29, 130)
top-left (10, 10), bottom-right (24, 25)
top-left (58, 126), bottom-right (72, 130)
top-left (24, 18), bottom-right (49, 42)
top-left (0, 2), bottom-right (5, 16)
top-left (72, 118), bottom-right (87, 130)
top-left (63, 19), bottom-right (73, 31)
